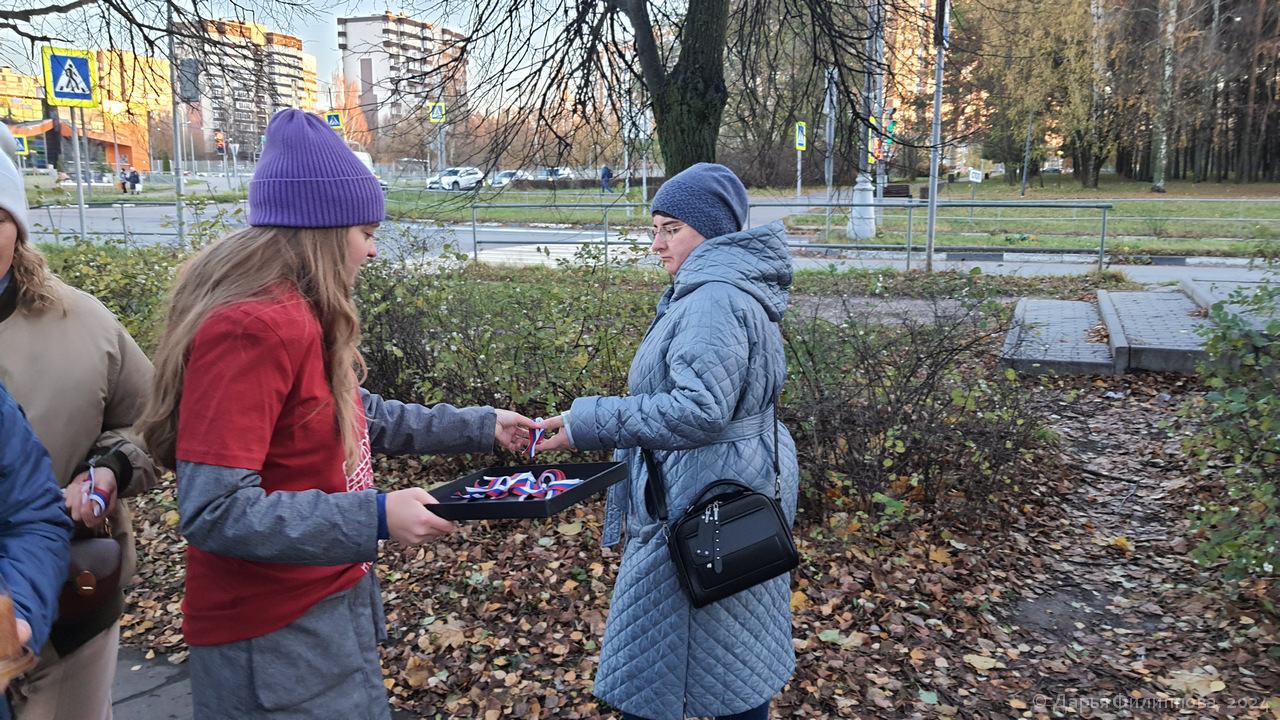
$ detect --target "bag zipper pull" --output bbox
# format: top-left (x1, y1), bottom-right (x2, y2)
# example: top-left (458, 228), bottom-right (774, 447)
top-left (712, 501), bottom-right (723, 574)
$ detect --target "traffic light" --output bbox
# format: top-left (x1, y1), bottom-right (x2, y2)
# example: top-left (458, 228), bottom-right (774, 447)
top-left (885, 107), bottom-right (897, 145)
top-left (214, 130), bottom-right (226, 156)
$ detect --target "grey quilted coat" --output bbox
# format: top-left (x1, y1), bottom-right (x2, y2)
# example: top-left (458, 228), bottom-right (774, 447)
top-left (567, 221), bottom-right (799, 720)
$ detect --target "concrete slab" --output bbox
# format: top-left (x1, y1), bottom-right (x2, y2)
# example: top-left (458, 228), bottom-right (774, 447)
top-left (1000, 298), bottom-right (1115, 375)
top-left (1106, 291), bottom-right (1210, 373)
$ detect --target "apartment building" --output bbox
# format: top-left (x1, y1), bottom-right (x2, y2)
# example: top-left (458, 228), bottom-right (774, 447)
top-left (0, 67), bottom-right (42, 124)
top-left (337, 12), bottom-right (466, 130)
top-left (177, 19), bottom-right (318, 156)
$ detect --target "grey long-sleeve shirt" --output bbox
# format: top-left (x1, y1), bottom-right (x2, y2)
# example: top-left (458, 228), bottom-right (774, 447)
top-left (177, 389), bottom-right (495, 565)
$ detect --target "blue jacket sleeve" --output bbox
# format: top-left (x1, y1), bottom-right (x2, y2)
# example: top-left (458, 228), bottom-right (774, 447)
top-left (0, 382), bottom-right (74, 652)
top-left (567, 287), bottom-right (750, 452)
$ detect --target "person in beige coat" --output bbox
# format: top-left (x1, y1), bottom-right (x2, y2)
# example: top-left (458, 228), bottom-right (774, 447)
top-left (0, 124), bottom-right (159, 719)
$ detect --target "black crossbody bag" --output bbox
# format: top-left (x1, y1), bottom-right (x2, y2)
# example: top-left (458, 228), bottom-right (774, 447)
top-left (642, 398), bottom-right (799, 608)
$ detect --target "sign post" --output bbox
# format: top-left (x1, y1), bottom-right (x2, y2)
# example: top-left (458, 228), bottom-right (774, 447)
top-left (42, 46), bottom-right (98, 243)
top-left (924, 0), bottom-right (950, 273)
top-left (14, 136), bottom-right (28, 171)
top-left (968, 167), bottom-right (982, 222)
top-left (795, 122), bottom-right (806, 199)
top-left (429, 102), bottom-right (446, 170)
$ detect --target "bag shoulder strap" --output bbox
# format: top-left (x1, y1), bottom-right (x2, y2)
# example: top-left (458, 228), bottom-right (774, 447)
top-left (642, 391), bottom-right (783, 522)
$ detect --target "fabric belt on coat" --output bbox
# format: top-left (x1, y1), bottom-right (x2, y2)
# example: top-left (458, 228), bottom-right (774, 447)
top-left (707, 409), bottom-right (774, 444)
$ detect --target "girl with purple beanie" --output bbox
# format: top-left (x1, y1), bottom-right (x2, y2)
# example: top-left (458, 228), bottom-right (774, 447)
top-left (139, 109), bottom-right (536, 719)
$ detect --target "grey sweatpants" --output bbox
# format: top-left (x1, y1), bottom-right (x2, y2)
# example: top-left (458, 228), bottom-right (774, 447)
top-left (188, 572), bottom-right (390, 720)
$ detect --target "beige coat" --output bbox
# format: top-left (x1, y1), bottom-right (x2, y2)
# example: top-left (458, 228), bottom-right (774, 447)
top-left (0, 279), bottom-right (159, 652)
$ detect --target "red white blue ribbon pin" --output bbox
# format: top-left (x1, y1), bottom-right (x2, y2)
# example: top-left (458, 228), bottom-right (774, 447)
top-left (452, 469), bottom-right (582, 501)
top-left (528, 417), bottom-right (546, 458)
top-left (85, 461), bottom-right (108, 517)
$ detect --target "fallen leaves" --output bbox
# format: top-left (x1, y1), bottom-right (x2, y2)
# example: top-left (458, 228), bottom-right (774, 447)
top-left (963, 654), bottom-right (999, 671)
top-left (116, 376), bottom-right (1280, 718)
top-left (1161, 667), bottom-right (1228, 695)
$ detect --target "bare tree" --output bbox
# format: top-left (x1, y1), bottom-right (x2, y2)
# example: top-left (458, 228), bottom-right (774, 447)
top-left (381, 0), bottom-right (920, 178)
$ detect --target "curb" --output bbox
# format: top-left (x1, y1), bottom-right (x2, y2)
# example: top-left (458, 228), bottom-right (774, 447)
top-left (1095, 290), bottom-right (1129, 375)
top-left (997, 298), bottom-right (1029, 373)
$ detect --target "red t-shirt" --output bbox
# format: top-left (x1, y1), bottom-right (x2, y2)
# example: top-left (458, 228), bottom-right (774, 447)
top-left (175, 284), bottom-right (375, 646)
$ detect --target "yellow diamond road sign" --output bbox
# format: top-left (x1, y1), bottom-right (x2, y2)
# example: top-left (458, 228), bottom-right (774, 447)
top-left (42, 46), bottom-right (98, 108)
top-left (428, 102), bottom-right (446, 123)
top-left (325, 112), bottom-right (343, 130)
top-left (14, 136), bottom-right (29, 155)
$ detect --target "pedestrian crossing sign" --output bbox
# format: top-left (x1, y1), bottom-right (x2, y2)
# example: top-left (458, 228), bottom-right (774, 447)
top-left (795, 122), bottom-right (807, 151)
top-left (325, 112), bottom-right (343, 130)
top-left (42, 46), bottom-right (98, 107)
top-left (428, 102), bottom-right (446, 123)
top-left (14, 136), bottom-right (29, 155)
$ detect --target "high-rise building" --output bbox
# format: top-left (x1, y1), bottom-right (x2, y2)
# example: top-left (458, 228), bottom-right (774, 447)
top-left (0, 67), bottom-right (43, 124)
top-left (176, 19), bottom-right (318, 157)
top-left (337, 12), bottom-right (466, 130)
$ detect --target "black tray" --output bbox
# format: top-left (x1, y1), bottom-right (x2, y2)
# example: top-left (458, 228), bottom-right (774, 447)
top-left (427, 461), bottom-right (629, 520)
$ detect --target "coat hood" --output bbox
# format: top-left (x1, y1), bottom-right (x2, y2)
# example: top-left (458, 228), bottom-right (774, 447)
top-left (670, 221), bottom-right (792, 322)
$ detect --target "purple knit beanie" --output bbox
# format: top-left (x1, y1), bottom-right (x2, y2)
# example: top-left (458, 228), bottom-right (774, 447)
top-left (248, 109), bottom-right (384, 227)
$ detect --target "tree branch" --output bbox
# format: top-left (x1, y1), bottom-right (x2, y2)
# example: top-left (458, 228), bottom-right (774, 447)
top-left (0, 0), bottom-right (95, 23)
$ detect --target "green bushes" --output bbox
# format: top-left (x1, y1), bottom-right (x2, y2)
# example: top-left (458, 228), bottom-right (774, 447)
top-left (782, 270), bottom-right (1041, 520)
top-left (1184, 285), bottom-right (1280, 579)
top-left (40, 241), bottom-right (185, 355)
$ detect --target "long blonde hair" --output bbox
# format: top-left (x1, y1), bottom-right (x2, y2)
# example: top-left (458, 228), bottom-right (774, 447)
top-left (9, 235), bottom-right (66, 314)
top-left (139, 226), bottom-right (366, 472)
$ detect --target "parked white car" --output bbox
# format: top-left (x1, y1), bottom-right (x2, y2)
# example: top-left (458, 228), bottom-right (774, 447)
top-left (429, 166), bottom-right (485, 191)
top-left (493, 170), bottom-right (534, 187)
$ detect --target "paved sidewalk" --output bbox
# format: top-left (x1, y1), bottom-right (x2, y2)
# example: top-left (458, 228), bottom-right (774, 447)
top-left (112, 648), bottom-right (418, 719)
top-left (112, 648), bottom-right (191, 719)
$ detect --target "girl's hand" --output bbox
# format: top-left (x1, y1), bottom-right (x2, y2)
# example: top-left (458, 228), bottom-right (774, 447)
top-left (385, 488), bottom-right (454, 544)
top-left (494, 410), bottom-right (537, 453)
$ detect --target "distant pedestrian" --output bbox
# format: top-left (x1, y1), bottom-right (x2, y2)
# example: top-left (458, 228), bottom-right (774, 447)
top-left (601, 164), bottom-right (615, 193)
top-left (128, 168), bottom-right (140, 195)
top-left (119, 169), bottom-right (127, 194)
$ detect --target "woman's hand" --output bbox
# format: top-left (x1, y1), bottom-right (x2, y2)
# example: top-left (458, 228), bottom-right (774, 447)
top-left (533, 415), bottom-right (575, 452)
top-left (385, 488), bottom-right (454, 544)
top-left (63, 468), bottom-right (116, 529)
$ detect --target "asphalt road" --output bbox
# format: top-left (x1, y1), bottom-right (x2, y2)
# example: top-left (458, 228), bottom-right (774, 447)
top-left (29, 201), bottom-right (1277, 284)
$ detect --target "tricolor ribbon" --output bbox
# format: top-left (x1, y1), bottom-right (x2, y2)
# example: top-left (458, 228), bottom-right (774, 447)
top-left (528, 417), bottom-right (546, 458)
top-left (453, 468), bottom-right (581, 501)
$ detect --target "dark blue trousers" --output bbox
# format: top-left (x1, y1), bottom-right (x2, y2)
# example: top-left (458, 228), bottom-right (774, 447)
top-left (622, 699), bottom-right (770, 720)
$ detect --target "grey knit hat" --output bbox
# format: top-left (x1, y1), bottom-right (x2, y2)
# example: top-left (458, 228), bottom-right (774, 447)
top-left (650, 163), bottom-right (748, 240)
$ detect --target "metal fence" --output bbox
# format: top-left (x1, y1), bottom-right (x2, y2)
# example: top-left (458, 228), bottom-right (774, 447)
top-left (461, 200), bottom-right (1116, 271)
top-left (35, 193), bottom-right (1263, 273)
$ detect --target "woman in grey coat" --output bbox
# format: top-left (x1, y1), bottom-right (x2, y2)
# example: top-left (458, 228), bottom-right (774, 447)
top-left (536, 163), bottom-right (799, 720)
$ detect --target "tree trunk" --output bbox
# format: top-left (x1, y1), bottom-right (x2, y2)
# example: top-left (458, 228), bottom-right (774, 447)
top-left (1236, 0), bottom-right (1266, 182)
top-left (626, 0), bottom-right (732, 176)
top-left (1150, 0), bottom-right (1176, 192)
top-left (1076, 0), bottom-right (1109, 189)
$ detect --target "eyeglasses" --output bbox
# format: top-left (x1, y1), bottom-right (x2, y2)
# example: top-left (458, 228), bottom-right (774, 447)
top-left (649, 222), bottom-right (686, 243)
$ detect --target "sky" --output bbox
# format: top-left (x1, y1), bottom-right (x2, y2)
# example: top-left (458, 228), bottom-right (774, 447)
top-left (0, 2), bottom-right (459, 96)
